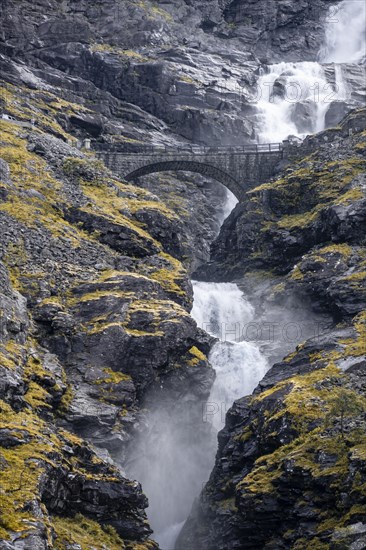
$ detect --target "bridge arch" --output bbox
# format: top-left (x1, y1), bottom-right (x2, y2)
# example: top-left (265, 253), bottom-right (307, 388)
top-left (125, 160), bottom-right (245, 200)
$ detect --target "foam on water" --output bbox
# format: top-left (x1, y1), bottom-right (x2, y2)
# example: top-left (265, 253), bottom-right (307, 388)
top-left (256, 0), bottom-right (365, 143)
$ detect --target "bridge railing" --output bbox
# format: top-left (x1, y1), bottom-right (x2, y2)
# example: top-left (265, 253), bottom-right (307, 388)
top-left (95, 142), bottom-right (284, 155)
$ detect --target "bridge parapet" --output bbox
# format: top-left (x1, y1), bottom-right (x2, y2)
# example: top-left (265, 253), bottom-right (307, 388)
top-left (96, 142), bottom-right (287, 200)
top-left (95, 142), bottom-right (284, 154)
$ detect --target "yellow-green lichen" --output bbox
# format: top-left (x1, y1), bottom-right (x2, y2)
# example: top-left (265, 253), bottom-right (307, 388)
top-left (341, 311), bottom-right (366, 357)
top-left (0, 83), bottom-right (93, 140)
top-left (187, 346), bottom-right (207, 366)
top-left (91, 43), bottom-right (149, 62)
top-left (52, 513), bottom-right (126, 550)
top-left (147, 252), bottom-right (188, 298)
top-left (95, 368), bottom-right (132, 385)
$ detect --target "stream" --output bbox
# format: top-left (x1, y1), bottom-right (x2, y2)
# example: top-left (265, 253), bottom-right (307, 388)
top-left (126, 1), bottom-right (366, 548)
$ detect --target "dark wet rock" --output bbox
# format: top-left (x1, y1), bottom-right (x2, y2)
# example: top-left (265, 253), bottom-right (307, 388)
top-left (197, 109), bottom-right (366, 282)
top-left (0, 0), bottom-right (353, 153)
top-left (325, 100), bottom-right (354, 128)
top-left (0, 84), bottom-right (213, 546)
top-left (178, 327), bottom-right (366, 549)
top-left (42, 467), bottom-right (150, 540)
top-left (0, 428), bottom-right (31, 448)
top-left (291, 100), bottom-right (318, 134)
top-left (179, 110), bottom-right (366, 550)
top-left (1, 1), bottom-right (365, 548)
top-left (64, 207), bottom-right (160, 258)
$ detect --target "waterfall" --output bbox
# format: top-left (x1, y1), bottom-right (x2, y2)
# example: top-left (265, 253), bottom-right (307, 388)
top-left (256, 0), bottom-right (365, 143)
top-left (192, 282), bottom-right (268, 430)
top-left (126, 281), bottom-right (268, 550)
top-left (126, 402), bottom-right (214, 550)
top-left (256, 61), bottom-right (335, 142)
top-left (191, 281), bottom-right (254, 340)
top-left (219, 188), bottom-right (238, 226)
top-left (320, 0), bottom-right (366, 63)
top-left (125, 3), bottom-right (366, 548)
top-left (333, 65), bottom-right (349, 101)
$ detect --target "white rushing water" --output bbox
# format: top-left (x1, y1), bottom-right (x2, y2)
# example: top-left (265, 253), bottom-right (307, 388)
top-left (128, 281), bottom-right (268, 550)
top-left (126, 2), bottom-right (366, 548)
top-left (219, 188), bottom-right (238, 226)
top-left (256, 61), bottom-right (335, 142)
top-left (256, 0), bottom-right (365, 143)
top-left (192, 282), bottom-right (268, 430)
top-left (127, 402), bottom-right (213, 550)
top-left (320, 0), bottom-right (366, 63)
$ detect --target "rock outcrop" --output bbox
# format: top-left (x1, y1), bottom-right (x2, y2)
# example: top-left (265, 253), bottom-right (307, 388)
top-left (1, 0), bottom-right (360, 152)
top-left (0, 117), bottom-right (214, 547)
top-left (1, 1), bottom-right (366, 548)
top-left (178, 109), bottom-right (366, 549)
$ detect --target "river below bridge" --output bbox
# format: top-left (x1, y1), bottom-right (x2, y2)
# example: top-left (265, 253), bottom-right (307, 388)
top-left (124, 0), bottom-right (366, 547)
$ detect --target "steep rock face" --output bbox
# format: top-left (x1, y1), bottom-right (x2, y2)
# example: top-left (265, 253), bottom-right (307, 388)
top-left (178, 109), bottom-right (366, 549)
top-left (0, 58), bottom-right (237, 271)
top-left (0, 263), bottom-right (155, 549)
top-left (135, 172), bottom-right (234, 272)
top-left (177, 334), bottom-right (366, 549)
top-left (0, 115), bottom-right (214, 547)
top-left (0, 0), bottom-right (339, 62)
top-left (1, 0), bottom-right (352, 152)
top-left (222, 0), bottom-right (340, 62)
top-left (197, 109), bottom-right (366, 283)
top-left (0, 2), bottom-right (365, 548)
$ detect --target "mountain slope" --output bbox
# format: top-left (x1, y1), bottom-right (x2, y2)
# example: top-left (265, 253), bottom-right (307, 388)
top-left (178, 109), bottom-right (366, 550)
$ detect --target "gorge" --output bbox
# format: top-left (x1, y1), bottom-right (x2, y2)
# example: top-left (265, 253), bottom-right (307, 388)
top-left (128, 3), bottom-right (366, 548)
top-left (0, 1), bottom-right (365, 550)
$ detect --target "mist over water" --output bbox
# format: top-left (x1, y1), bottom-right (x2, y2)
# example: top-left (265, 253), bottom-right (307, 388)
top-left (126, 401), bottom-right (215, 550)
top-left (125, 2), bottom-right (366, 548)
top-left (126, 281), bottom-right (268, 549)
top-left (192, 282), bottom-right (268, 430)
top-left (320, 0), bottom-right (366, 63)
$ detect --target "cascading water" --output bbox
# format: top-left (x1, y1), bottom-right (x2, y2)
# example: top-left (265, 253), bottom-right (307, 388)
top-left (219, 188), bottom-right (238, 226)
top-left (126, 401), bottom-right (214, 550)
top-left (126, 2), bottom-right (366, 549)
top-left (191, 282), bottom-right (268, 430)
top-left (320, 0), bottom-right (366, 63)
top-left (126, 278), bottom-right (268, 550)
top-left (256, 0), bottom-right (365, 143)
top-left (256, 62), bottom-right (335, 142)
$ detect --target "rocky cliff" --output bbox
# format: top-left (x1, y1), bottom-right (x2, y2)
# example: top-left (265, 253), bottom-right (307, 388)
top-left (178, 109), bottom-right (366, 549)
top-left (1, 1), bottom-right (366, 549)
top-left (2, 0), bottom-right (359, 151)
top-left (0, 112), bottom-right (217, 547)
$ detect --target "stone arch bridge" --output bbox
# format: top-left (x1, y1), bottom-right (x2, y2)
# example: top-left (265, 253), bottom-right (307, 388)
top-left (96, 143), bottom-right (287, 200)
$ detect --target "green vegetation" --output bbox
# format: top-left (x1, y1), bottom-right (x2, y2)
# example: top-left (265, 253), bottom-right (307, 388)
top-left (52, 514), bottom-right (125, 549)
top-left (0, 83), bottom-right (89, 139)
top-left (148, 252), bottom-right (188, 298)
top-left (91, 43), bottom-right (149, 62)
top-left (63, 157), bottom-right (105, 184)
top-left (0, 122), bottom-right (93, 248)
top-left (318, 243), bottom-right (353, 258)
top-left (187, 346), bottom-right (207, 366)
top-left (95, 368), bottom-right (132, 385)
top-left (136, 1), bottom-right (173, 21)
top-left (80, 180), bottom-right (163, 249)
top-left (326, 388), bottom-right (366, 438)
top-left (254, 156), bottom-right (366, 231)
top-left (341, 311), bottom-right (366, 357)
top-left (178, 75), bottom-right (201, 85)
top-left (235, 322), bottom-right (366, 542)
top-left (124, 298), bottom-right (189, 337)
